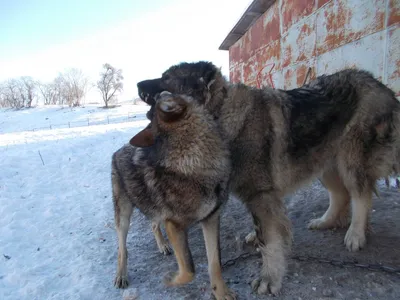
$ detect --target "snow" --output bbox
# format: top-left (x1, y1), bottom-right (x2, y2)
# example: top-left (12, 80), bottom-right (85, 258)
top-left (1, 103), bottom-right (399, 300)
top-left (0, 103), bottom-right (151, 300)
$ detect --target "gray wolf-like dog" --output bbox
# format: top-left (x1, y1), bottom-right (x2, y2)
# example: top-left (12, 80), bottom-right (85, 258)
top-left (112, 92), bottom-right (236, 299)
top-left (137, 61), bottom-right (400, 295)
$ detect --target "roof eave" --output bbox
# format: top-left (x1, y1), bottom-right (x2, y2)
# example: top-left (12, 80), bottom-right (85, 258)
top-left (219, 0), bottom-right (276, 51)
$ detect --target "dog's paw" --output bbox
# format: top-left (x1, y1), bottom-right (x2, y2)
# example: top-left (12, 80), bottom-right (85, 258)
top-left (245, 231), bottom-right (257, 244)
top-left (114, 275), bottom-right (129, 289)
top-left (344, 225), bottom-right (366, 252)
top-left (158, 243), bottom-right (172, 256)
top-left (244, 231), bottom-right (261, 252)
top-left (251, 277), bottom-right (281, 296)
top-left (308, 214), bottom-right (349, 230)
top-left (163, 271), bottom-right (194, 286)
top-left (212, 288), bottom-right (237, 300)
top-left (308, 217), bottom-right (335, 230)
top-left (211, 281), bottom-right (237, 300)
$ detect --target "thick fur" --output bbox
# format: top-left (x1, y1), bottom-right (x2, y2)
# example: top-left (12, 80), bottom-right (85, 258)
top-left (112, 93), bottom-right (236, 299)
top-left (137, 61), bottom-right (400, 295)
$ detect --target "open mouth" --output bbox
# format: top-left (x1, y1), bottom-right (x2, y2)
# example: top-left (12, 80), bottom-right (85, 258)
top-left (140, 92), bottom-right (151, 103)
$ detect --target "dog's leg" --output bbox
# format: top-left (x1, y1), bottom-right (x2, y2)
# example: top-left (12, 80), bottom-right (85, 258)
top-left (163, 220), bottom-right (195, 286)
top-left (201, 211), bottom-right (236, 300)
top-left (309, 169), bottom-right (350, 229)
top-left (114, 199), bottom-right (134, 289)
top-left (246, 193), bottom-right (292, 295)
top-left (151, 221), bottom-right (171, 255)
top-left (344, 190), bottom-right (372, 251)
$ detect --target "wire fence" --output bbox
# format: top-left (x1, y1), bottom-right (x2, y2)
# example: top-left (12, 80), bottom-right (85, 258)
top-left (30, 112), bottom-right (142, 132)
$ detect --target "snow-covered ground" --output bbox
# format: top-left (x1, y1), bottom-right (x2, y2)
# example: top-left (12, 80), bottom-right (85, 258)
top-left (1, 103), bottom-right (399, 300)
top-left (0, 101), bottom-right (149, 135)
top-left (0, 103), bottom-right (151, 300)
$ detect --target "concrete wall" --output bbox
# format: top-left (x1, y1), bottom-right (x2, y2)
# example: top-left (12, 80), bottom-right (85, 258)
top-left (229, 0), bottom-right (400, 96)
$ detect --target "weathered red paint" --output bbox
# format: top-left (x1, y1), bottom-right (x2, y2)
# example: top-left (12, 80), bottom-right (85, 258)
top-left (232, 1), bottom-right (281, 67)
top-left (229, 42), bottom-right (241, 69)
top-left (250, 14), bottom-right (272, 57)
top-left (388, 0), bottom-right (400, 27)
top-left (248, 17), bottom-right (265, 59)
top-left (283, 67), bottom-right (297, 89)
top-left (316, 0), bottom-right (385, 55)
top-left (282, 14), bottom-right (316, 68)
top-left (262, 1), bottom-right (281, 45)
top-left (282, 61), bottom-right (316, 89)
top-left (296, 64), bottom-right (316, 86)
top-left (229, 64), bottom-right (243, 84)
top-left (242, 33), bottom-right (253, 63)
top-left (316, 1), bottom-right (338, 55)
top-left (282, 44), bottom-right (293, 69)
top-left (387, 27), bottom-right (400, 96)
top-left (318, 0), bottom-right (332, 8)
top-left (228, 0), bottom-right (399, 94)
top-left (243, 39), bottom-right (281, 84)
top-left (246, 80), bottom-right (257, 88)
top-left (281, 0), bottom-right (316, 34)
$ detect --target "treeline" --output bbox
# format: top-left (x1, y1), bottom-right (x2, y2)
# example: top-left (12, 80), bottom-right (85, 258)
top-left (0, 63), bottom-right (124, 109)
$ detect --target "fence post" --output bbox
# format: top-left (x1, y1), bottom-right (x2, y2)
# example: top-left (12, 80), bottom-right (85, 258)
top-left (107, 116), bottom-right (109, 124)
top-left (88, 118), bottom-right (89, 126)
top-left (68, 122), bottom-right (70, 128)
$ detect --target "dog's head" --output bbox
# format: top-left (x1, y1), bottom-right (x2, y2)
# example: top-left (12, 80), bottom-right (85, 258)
top-left (137, 61), bottom-right (227, 120)
top-left (130, 92), bottom-right (196, 147)
top-left (130, 90), bottom-right (230, 178)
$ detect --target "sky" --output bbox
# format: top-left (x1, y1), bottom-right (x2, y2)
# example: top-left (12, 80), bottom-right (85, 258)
top-left (0, 0), bottom-right (251, 102)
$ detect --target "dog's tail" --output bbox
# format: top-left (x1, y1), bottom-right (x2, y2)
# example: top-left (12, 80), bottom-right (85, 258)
top-left (111, 152), bottom-right (124, 210)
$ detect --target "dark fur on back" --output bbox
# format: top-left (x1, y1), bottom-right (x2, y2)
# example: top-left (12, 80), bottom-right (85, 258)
top-left (136, 61), bottom-right (400, 295)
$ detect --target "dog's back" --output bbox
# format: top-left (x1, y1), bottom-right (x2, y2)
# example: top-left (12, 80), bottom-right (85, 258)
top-left (135, 62), bottom-right (400, 295)
top-left (303, 69), bottom-right (400, 178)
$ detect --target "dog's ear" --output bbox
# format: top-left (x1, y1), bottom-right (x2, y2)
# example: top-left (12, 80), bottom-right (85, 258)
top-left (137, 78), bottom-right (163, 106)
top-left (157, 97), bottom-right (187, 123)
top-left (129, 127), bottom-right (155, 147)
top-left (197, 61), bottom-right (218, 90)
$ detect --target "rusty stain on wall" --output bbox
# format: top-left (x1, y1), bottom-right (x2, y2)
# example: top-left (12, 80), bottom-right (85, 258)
top-left (388, 0), bottom-right (400, 26)
top-left (280, 0), bottom-right (316, 34)
top-left (316, 0), bottom-right (386, 56)
top-left (282, 14), bottom-right (317, 68)
top-left (229, 0), bottom-right (400, 96)
top-left (387, 26), bottom-right (400, 95)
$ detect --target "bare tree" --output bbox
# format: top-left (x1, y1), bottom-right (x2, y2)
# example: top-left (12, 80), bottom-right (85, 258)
top-left (0, 77), bottom-right (39, 108)
top-left (96, 63), bottom-right (124, 108)
top-left (1, 79), bottom-right (21, 108)
top-left (0, 83), bottom-right (5, 108)
top-left (18, 77), bottom-right (37, 107)
top-left (64, 68), bottom-right (89, 106)
top-left (51, 69), bottom-right (89, 106)
top-left (37, 81), bottom-right (58, 105)
top-left (0, 69), bottom-right (89, 108)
